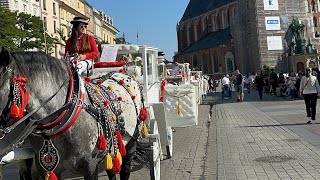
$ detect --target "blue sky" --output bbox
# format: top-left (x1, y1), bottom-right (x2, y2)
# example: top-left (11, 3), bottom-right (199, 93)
top-left (86, 0), bottom-right (189, 61)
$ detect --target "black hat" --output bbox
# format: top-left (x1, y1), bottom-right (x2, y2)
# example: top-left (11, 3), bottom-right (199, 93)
top-left (70, 16), bottom-right (89, 25)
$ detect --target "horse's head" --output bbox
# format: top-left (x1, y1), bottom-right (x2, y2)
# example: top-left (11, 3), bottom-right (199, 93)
top-left (0, 48), bottom-right (19, 133)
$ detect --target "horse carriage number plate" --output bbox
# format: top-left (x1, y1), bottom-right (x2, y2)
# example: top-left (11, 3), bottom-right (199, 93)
top-left (39, 139), bottom-right (60, 171)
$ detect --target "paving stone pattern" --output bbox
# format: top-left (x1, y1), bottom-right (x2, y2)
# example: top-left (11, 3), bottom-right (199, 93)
top-left (215, 90), bottom-right (320, 180)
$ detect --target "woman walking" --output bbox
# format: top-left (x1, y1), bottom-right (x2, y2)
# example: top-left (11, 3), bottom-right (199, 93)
top-left (300, 68), bottom-right (320, 124)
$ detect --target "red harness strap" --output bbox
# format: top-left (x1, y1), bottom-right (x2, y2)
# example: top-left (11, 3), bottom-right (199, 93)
top-left (37, 65), bottom-right (74, 129)
top-left (48, 92), bottom-right (85, 138)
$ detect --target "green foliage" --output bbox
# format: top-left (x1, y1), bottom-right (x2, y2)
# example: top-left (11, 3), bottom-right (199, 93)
top-left (263, 65), bottom-right (271, 75)
top-left (0, 7), bottom-right (56, 53)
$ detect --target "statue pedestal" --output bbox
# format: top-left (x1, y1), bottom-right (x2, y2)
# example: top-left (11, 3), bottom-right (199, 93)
top-left (288, 53), bottom-right (320, 72)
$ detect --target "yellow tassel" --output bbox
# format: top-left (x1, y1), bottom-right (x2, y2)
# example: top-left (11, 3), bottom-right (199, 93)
top-left (112, 115), bottom-right (117, 121)
top-left (127, 87), bottom-right (132, 93)
top-left (45, 172), bottom-right (50, 180)
top-left (120, 109), bottom-right (124, 113)
top-left (95, 88), bottom-right (100, 93)
top-left (177, 97), bottom-right (182, 115)
top-left (142, 122), bottom-right (149, 138)
top-left (108, 85), bottom-right (113, 90)
top-left (104, 153), bottom-right (113, 170)
top-left (116, 150), bottom-right (122, 165)
top-left (131, 75), bottom-right (136, 79)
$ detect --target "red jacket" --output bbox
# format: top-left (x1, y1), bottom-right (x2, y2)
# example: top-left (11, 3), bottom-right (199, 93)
top-left (65, 34), bottom-right (99, 60)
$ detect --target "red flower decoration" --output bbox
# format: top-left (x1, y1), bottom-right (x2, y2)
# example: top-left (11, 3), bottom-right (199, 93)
top-left (118, 97), bottom-right (123, 101)
top-left (119, 80), bottom-right (124, 85)
top-left (85, 77), bottom-right (91, 83)
top-left (97, 80), bottom-right (103, 85)
top-left (131, 96), bottom-right (136, 100)
top-left (103, 101), bottom-right (109, 106)
top-left (73, 61), bottom-right (78, 65)
top-left (119, 69), bottom-right (124, 73)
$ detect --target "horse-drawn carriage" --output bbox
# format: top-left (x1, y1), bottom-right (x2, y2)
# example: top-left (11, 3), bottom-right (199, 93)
top-left (0, 44), bottom-right (200, 180)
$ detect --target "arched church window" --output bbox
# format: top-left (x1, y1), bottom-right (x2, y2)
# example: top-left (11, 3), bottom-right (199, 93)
top-left (192, 54), bottom-right (198, 69)
top-left (312, 0), bottom-right (316, 12)
top-left (214, 53), bottom-right (219, 73)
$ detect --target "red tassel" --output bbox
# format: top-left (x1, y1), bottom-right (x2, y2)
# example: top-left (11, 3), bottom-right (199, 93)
top-left (96, 133), bottom-right (107, 151)
top-left (111, 157), bottom-right (121, 174)
top-left (115, 131), bottom-right (126, 157)
top-left (9, 103), bottom-right (20, 119)
top-left (118, 80), bottom-right (124, 85)
top-left (45, 171), bottom-right (58, 180)
top-left (139, 107), bottom-right (148, 121)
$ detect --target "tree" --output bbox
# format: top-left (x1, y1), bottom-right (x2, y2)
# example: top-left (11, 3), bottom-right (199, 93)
top-left (0, 7), bottom-right (56, 53)
top-left (0, 8), bottom-right (19, 49)
top-left (16, 12), bottom-right (56, 53)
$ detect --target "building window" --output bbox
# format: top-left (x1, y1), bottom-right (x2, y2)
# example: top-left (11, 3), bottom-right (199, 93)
top-left (214, 53), bottom-right (219, 73)
top-left (312, 0), bottom-right (316, 12)
top-left (43, 17), bottom-right (47, 31)
top-left (43, 0), bottom-right (46, 10)
top-left (33, 7), bottom-right (37, 16)
top-left (23, 4), bottom-right (27, 13)
top-left (54, 21), bottom-right (56, 33)
top-left (14, 1), bottom-right (18, 9)
top-left (53, 2), bottom-right (56, 15)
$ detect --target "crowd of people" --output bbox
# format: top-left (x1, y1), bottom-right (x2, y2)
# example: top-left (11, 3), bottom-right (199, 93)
top-left (207, 68), bottom-right (320, 123)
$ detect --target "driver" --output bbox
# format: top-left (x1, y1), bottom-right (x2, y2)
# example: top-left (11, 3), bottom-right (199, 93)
top-left (65, 17), bottom-right (99, 75)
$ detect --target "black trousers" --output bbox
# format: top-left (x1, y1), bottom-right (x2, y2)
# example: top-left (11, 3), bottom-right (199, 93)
top-left (303, 93), bottom-right (318, 120)
top-left (257, 86), bottom-right (263, 99)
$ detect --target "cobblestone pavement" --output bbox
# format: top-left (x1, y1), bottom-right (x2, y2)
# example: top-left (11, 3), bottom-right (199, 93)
top-left (2, 95), bottom-right (217, 180)
top-left (216, 89), bottom-right (320, 180)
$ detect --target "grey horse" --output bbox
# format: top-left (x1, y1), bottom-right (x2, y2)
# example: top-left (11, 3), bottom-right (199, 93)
top-left (0, 48), bottom-right (143, 180)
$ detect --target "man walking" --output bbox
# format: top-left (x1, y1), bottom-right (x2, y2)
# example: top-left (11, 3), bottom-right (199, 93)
top-left (222, 74), bottom-right (230, 99)
top-left (235, 69), bottom-right (244, 102)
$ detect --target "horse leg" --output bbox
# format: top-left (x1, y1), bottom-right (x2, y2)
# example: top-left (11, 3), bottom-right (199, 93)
top-left (0, 165), bottom-right (3, 180)
top-left (84, 165), bottom-right (99, 180)
top-left (19, 158), bottom-right (33, 180)
top-left (106, 170), bottom-right (116, 180)
top-left (120, 139), bottom-right (137, 180)
top-left (120, 152), bottom-right (134, 180)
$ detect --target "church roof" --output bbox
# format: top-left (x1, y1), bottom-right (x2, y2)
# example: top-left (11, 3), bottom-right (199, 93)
top-left (180, 0), bottom-right (236, 23)
top-left (179, 28), bottom-right (232, 54)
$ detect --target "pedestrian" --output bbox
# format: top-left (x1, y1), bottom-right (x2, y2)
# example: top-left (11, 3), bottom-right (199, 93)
top-left (65, 16), bottom-right (99, 75)
top-left (255, 71), bottom-right (264, 100)
top-left (221, 74), bottom-right (230, 99)
top-left (300, 68), bottom-right (320, 124)
top-left (235, 69), bottom-right (244, 102)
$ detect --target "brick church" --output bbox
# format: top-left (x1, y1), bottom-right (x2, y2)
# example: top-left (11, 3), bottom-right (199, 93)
top-left (175, 0), bottom-right (320, 76)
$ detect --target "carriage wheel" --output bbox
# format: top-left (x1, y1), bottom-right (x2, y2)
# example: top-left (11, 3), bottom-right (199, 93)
top-left (166, 126), bottom-right (173, 159)
top-left (149, 119), bottom-right (161, 180)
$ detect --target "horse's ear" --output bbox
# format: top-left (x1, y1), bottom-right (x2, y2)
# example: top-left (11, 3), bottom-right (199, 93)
top-left (0, 47), bottom-right (11, 67)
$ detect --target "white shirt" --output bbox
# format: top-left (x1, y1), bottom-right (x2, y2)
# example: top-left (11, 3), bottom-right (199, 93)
top-left (222, 77), bottom-right (230, 85)
top-left (300, 75), bottom-right (320, 94)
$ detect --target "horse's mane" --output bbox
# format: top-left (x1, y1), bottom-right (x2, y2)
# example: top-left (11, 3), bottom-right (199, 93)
top-left (10, 51), bottom-right (68, 81)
